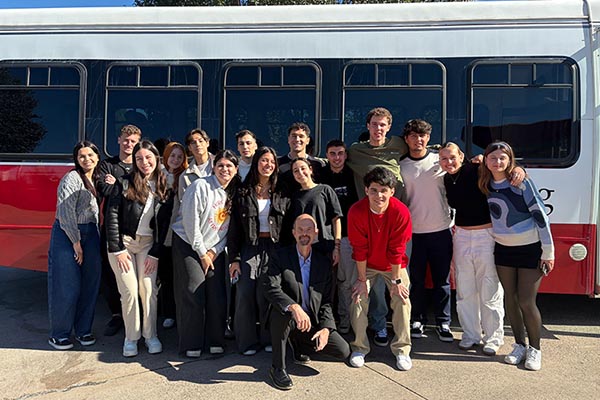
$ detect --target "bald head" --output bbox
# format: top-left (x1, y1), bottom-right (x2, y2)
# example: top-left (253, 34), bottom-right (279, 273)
top-left (292, 214), bottom-right (318, 247)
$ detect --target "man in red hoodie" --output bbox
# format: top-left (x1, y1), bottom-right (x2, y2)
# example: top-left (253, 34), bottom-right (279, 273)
top-left (347, 167), bottom-right (413, 371)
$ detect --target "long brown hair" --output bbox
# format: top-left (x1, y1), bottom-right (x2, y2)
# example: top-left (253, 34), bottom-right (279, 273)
top-left (125, 140), bottom-right (167, 203)
top-left (162, 141), bottom-right (188, 192)
top-left (478, 141), bottom-right (517, 196)
top-left (73, 140), bottom-right (100, 198)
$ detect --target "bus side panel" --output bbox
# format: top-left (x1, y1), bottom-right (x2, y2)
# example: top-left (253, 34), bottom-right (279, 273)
top-left (0, 164), bottom-right (69, 271)
top-left (539, 224), bottom-right (596, 296)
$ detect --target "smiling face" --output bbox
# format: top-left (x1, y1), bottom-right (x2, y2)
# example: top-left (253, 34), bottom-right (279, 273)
top-left (166, 147), bottom-right (185, 172)
top-left (118, 133), bottom-right (140, 158)
top-left (326, 145), bottom-right (347, 172)
top-left (485, 149), bottom-right (511, 179)
top-left (439, 147), bottom-right (464, 175)
top-left (135, 148), bottom-right (158, 177)
top-left (237, 134), bottom-right (257, 161)
top-left (404, 131), bottom-right (430, 157)
top-left (288, 128), bottom-right (309, 155)
top-left (366, 115), bottom-right (391, 146)
top-left (365, 182), bottom-right (395, 214)
top-left (77, 147), bottom-right (99, 174)
top-left (257, 152), bottom-right (276, 179)
top-left (291, 159), bottom-right (313, 188)
top-left (214, 157), bottom-right (238, 187)
top-left (292, 216), bottom-right (318, 247)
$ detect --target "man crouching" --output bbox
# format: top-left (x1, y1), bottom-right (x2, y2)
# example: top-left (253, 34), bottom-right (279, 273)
top-left (264, 214), bottom-right (351, 390)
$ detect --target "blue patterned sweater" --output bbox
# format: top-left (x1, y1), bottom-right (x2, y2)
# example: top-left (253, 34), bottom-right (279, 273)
top-left (488, 177), bottom-right (554, 260)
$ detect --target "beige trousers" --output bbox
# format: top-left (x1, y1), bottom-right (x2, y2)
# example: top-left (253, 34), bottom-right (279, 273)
top-left (108, 235), bottom-right (158, 341)
top-left (350, 267), bottom-right (412, 356)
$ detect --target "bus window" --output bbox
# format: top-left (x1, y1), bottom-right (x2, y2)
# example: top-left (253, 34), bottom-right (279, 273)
top-left (342, 61), bottom-right (446, 146)
top-left (0, 63), bottom-right (84, 157)
top-left (468, 59), bottom-right (579, 167)
top-left (223, 63), bottom-right (320, 156)
top-left (105, 62), bottom-right (202, 156)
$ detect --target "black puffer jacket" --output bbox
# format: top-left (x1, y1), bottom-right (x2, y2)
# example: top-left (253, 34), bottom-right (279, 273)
top-left (227, 185), bottom-right (290, 264)
top-left (106, 176), bottom-right (165, 258)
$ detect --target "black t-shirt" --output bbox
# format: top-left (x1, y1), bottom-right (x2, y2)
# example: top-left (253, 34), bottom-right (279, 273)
top-left (319, 165), bottom-right (358, 238)
top-left (291, 184), bottom-right (343, 248)
top-left (443, 161), bottom-right (491, 227)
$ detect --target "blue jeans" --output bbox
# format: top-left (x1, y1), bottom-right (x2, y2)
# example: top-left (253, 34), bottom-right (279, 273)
top-left (48, 221), bottom-right (101, 339)
top-left (368, 275), bottom-right (388, 331)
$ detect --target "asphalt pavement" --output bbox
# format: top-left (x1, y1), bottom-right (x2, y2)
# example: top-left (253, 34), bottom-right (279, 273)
top-left (0, 266), bottom-right (598, 400)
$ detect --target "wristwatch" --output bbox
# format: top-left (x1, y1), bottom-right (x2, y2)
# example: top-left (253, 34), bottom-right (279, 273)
top-left (391, 278), bottom-right (402, 284)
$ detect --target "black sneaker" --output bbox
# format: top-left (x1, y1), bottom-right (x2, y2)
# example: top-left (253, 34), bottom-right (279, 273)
top-left (436, 324), bottom-right (454, 342)
top-left (104, 315), bottom-right (124, 337)
top-left (48, 337), bottom-right (73, 350)
top-left (373, 328), bottom-right (389, 347)
top-left (76, 334), bottom-right (96, 346)
top-left (411, 321), bottom-right (425, 338)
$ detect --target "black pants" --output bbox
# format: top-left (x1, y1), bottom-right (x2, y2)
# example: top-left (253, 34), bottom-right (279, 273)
top-left (270, 310), bottom-right (350, 370)
top-left (100, 226), bottom-right (122, 316)
top-left (158, 245), bottom-right (176, 320)
top-left (172, 234), bottom-right (226, 352)
top-left (234, 238), bottom-right (274, 352)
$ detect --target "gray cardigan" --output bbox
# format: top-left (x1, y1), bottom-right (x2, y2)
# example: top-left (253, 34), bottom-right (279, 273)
top-left (55, 170), bottom-right (99, 244)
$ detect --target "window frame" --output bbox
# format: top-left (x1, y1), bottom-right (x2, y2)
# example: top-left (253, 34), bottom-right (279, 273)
top-left (104, 61), bottom-right (202, 157)
top-left (467, 57), bottom-right (580, 167)
top-left (341, 59), bottom-right (447, 142)
top-left (222, 61), bottom-right (322, 154)
top-left (0, 61), bottom-right (87, 160)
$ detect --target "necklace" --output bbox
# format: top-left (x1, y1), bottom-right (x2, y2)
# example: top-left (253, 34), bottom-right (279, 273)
top-left (255, 183), bottom-right (270, 199)
top-left (448, 170), bottom-right (461, 185)
top-left (370, 210), bottom-right (385, 233)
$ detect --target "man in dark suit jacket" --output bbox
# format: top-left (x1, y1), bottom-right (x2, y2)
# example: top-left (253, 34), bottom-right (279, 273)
top-left (264, 214), bottom-right (351, 390)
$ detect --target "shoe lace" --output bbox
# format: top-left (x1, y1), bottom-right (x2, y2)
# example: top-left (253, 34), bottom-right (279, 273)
top-left (376, 328), bottom-right (387, 337)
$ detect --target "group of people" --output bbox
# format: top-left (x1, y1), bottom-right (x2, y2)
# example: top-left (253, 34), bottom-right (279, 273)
top-left (46, 107), bottom-right (555, 391)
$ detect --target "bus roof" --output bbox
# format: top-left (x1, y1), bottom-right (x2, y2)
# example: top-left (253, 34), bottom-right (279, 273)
top-left (0, 1), bottom-right (594, 32)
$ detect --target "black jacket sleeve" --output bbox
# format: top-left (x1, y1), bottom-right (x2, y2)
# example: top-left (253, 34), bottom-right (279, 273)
top-left (106, 183), bottom-right (124, 253)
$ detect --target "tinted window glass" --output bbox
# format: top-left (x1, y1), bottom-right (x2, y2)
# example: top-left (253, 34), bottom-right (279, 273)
top-left (109, 66), bottom-right (137, 86)
top-left (226, 66), bottom-right (258, 86)
top-left (411, 63), bottom-right (443, 86)
top-left (140, 66), bottom-right (169, 87)
top-left (261, 66), bottom-right (281, 86)
top-left (0, 88), bottom-right (79, 153)
top-left (283, 66), bottom-right (317, 86)
top-left (535, 63), bottom-right (572, 85)
top-left (472, 87), bottom-right (573, 160)
top-left (224, 89), bottom-right (316, 156)
top-left (1, 67), bottom-right (27, 85)
top-left (473, 64), bottom-right (509, 85)
top-left (106, 90), bottom-right (199, 155)
top-left (378, 64), bottom-right (409, 86)
top-left (345, 64), bottom-right (375, 86)
top-left (344, 88), bottom-right (443, 146)
top-left (511, 64), bottom-right (533, 85)
top-left (50, 67), bottom-right (80, 86)
top-left (29, 67), bottom-right (49, 86)
top-left (171, 65), bottom-right (199, 86)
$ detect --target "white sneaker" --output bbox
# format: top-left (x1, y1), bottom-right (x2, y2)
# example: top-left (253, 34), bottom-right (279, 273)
top-left (524, 346), bottom-right (542, 371)
top-left (349, 351), bottom-right (365, 368)
top-left (242, 349), bottom-right (257, 356)
top-left (162, 318), bottom-right (175, 329)
top-left (396, 354), bottom-right (412, 371)
top-left (504, 343), bottom-right (527, 365)
top-left (123, 339), bottom-right (138, 357)
top-left (145, 337), bottom-right (162, 354)
top-left (264, 345), bottom-right (273, 353)
top-left (210, 346), bottom-right (224, 354)
top-left (186, 349), bottom-right (201, 358)
top-left (482, 342), bottom-right (501, 356)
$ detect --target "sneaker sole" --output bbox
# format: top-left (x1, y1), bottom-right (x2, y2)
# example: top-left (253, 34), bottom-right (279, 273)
top-left (123, 350), bottom-right (138, 357)
top-left (76, 338), bottom-right (96, 346)
top-left (147, 347), bottom-right (162, 354)
top-left (374, 339), bottom-right (389, 347)
top-left (48, 340), bottom-right (73, 350)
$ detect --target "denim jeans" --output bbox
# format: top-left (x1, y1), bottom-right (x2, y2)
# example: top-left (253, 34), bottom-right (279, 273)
top-left (48, 221), bottom-right (101, 339)
top-left (367, 275), bottom-right (388, 331)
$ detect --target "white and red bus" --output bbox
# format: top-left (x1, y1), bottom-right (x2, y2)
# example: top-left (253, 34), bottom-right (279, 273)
top-left (0, 0), bottom-right (598, 296)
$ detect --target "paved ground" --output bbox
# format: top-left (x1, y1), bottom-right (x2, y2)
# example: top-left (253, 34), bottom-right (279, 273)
top-left (0, 266), bottom-right (599, 400)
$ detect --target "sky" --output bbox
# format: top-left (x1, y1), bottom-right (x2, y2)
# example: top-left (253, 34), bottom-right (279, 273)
top-left (0, 0), bottom-right (133, 8)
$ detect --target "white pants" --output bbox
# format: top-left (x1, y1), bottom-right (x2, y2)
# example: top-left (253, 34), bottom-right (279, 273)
top-left (108, 235), bottom-right (158, 341)
top-left (453, 227), bottom-right (504, 346)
